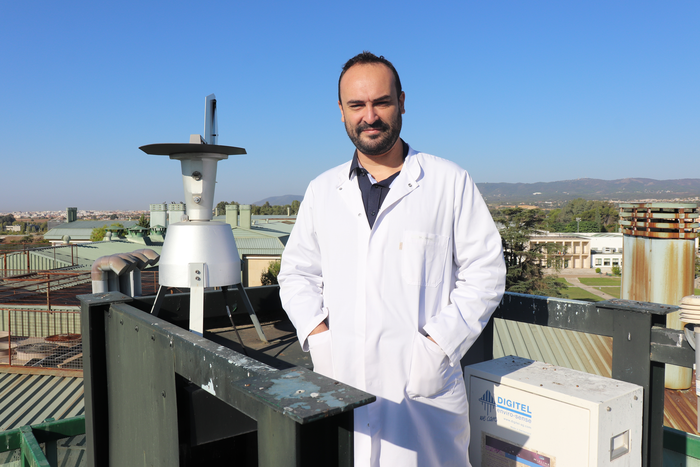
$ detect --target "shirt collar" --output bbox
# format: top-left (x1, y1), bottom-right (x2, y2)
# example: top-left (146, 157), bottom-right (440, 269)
top-left (348, 139), bottom-right (409, 179)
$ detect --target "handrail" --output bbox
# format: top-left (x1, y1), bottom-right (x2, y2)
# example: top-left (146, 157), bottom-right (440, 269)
top-left (79, 291), bottom-right (374, 467)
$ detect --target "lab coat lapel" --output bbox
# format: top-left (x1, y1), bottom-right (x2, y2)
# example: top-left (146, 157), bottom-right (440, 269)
top-left (336, 170), bottom-right (366, 221)
top-left (377, 151), bottom-right (422, 216)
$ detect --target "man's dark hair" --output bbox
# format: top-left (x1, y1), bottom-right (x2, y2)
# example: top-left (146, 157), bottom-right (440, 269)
top-left (338, 51), bottom-right (402, 103)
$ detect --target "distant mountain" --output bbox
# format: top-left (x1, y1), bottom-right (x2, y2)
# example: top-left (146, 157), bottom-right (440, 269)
top-left (250, 194), bottom-right (303, 206)
top-left (477, 178), bottom-right (700, 203)
top-left (251, 178), bottom-right (700, 207)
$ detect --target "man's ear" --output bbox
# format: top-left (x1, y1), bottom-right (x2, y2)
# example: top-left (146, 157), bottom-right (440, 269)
top-left (399, 92), bottom-right (406, 114)
top-left (338, 100), bottom-right (345, 122)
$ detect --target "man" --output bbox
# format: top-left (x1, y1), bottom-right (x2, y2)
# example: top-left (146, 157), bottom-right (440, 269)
top-left (278, 52), bottom-right (506, 467)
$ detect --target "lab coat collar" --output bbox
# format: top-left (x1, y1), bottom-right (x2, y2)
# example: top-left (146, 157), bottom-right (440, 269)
top-left (334, 144), bottom-right (423, 225)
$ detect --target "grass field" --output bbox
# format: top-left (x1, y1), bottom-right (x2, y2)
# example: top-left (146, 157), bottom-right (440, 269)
top-left (535, 275), bottom-right (697, 303)
top-left (579, 277), bottom-right (621, 286)
top-left (561, 287), bottom-right (603, 302)
top-left (578, 277), bottom-right (621, 298)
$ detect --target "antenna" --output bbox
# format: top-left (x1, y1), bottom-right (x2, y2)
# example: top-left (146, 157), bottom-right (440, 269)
top-left (204, 94), bottom-right (217, 145)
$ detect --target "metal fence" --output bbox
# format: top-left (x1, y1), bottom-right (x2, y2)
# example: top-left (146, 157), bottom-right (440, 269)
top-left (79, 288), bottom-right (698, 467)
top-left (1, 309), bottom-right (82, 371)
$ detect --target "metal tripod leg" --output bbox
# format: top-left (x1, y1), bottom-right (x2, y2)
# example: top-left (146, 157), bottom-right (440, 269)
top-left (235, 283), bottom-right (268, 343)
top-left (221, 286), bottom-right (249, 356)
top-left (150, 285), bottom-right (167, 317)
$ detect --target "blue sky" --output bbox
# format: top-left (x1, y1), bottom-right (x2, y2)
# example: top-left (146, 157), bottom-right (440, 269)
top-left (1, 1), bottom-right (698, 211)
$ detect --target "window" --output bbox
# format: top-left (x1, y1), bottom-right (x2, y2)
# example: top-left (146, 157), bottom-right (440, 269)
top-left (595, 258), bottom-right (602, 266)
top-left (612, 259), bottom-right (620, 266)
top-left (604, 259), bottom-right (611, 266)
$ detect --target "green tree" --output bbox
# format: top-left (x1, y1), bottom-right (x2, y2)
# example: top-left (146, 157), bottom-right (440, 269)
top-left (90, 223), bottom-right (124, 242)
top-left (545, 199), bottom-right (619, 233)
top-left (260, 260), bottom-right (281, 285)
top-left (493, 207), bottom-right (567, 297)
top-left (109, 214), bottom-right (118, 220)
top-left (291, 200), bottom-right (301, 215)
top-left (137, 214), bottom-right (150, 229)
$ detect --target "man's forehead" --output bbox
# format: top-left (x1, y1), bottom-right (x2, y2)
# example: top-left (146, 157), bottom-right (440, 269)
top-left (339, 63), bottom-right (396, 97)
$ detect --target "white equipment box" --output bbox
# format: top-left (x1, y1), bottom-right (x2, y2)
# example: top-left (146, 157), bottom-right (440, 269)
top-left (464, 356), bottom-right (643, 466)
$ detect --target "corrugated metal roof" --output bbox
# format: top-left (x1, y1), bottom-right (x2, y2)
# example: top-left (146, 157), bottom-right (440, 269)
top-left (45, 221), bottom-right (139, 240)
top-left (30, 241), bottom-right (163, 270)
top-left (0, 373), bottom-right (83, 431)
top-left (235, 237), bottom-right (286, 255)
top-left (494, 317), bottom-right (700, 437)
top-left (493, 319), bottom-right (613, 377)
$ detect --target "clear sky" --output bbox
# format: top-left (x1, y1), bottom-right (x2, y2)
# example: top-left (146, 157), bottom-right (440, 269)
top-left (1, 1), bottom-right (698, 212)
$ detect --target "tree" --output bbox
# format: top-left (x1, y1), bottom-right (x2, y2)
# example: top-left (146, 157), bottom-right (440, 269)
top-left (492, 207), bottom-right (567, 297)
top-left (90, 223), bottom-right (124, 242)
top-left (109, 214), bottom-right (118, 220)
top-left (137, 214), bottom-right (150, 229)
top-left (260, 260), bottom-right (281, 285)
top-left (543, 199), bottom-right (619, 233)
top-left (291, 200), bottom-right (301, 215)
top-left (215, 201), bottom-right (239, 216)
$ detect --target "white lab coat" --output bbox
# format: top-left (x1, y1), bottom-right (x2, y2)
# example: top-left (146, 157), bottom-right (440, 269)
top-left (278, 147), bottom-right (506, 467)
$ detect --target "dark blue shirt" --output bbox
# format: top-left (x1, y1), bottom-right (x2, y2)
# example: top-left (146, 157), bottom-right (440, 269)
top-left (349, 140), bottom-right (409, 228)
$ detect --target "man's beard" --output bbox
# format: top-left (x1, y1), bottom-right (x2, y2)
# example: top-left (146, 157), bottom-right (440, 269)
top-left (345, 112), bottom-right (402, 156)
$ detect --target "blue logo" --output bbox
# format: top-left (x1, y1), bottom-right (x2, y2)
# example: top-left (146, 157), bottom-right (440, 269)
top-left (479, 390), bottom-right (496, 415)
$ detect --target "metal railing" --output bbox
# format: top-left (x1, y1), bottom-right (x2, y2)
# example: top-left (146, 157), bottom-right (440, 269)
top-left (0, 416), bottom-right (85, 466)
top-left (80, 290), bottom-right (374, 467)
top-left (79, 288), bottom-right (697, 467)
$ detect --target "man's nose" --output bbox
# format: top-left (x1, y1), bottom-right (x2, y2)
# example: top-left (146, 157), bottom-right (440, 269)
top-left (363, 105), bottom-right (379, 124)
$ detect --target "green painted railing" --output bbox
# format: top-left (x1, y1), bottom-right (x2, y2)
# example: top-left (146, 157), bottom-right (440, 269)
top-left (0, 416), bottom-right (85, 466)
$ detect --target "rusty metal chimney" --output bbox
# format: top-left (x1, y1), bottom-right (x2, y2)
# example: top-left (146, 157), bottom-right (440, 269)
top-left (620, 202), bottom-right (699, 389)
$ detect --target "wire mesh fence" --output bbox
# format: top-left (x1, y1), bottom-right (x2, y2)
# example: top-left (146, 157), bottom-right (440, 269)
top-left (1, 309), bottom-right (82, 371)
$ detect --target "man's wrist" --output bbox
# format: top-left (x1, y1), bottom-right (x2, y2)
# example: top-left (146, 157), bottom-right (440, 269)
top-left (310, 322), bottom-right (329, 336)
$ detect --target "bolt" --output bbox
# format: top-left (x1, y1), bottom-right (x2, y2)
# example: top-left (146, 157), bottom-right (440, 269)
top-left (193, 196), bottom-right (202, 204)
top-left (607, 407), bottom-right (611, 412)
top-left (151, 335), bottom-right (155, 341)
top-left (162, 391), bottom-right (166, 398)
top-left (120, 319), bottom-right (123, 325)
top-left (135, 326), bottom-right (139, 332)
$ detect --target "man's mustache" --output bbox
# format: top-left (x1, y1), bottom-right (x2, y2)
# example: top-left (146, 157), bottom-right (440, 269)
top-left (356, 120), bottom-right (389, 135)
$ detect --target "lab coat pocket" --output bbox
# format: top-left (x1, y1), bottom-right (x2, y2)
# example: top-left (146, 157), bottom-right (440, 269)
top-left (308, 330), bottom-right (333, 378)
top-left (400, 231), bottom-right (449, 287)
top-left (406, 333), bottom-right (450, 399)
